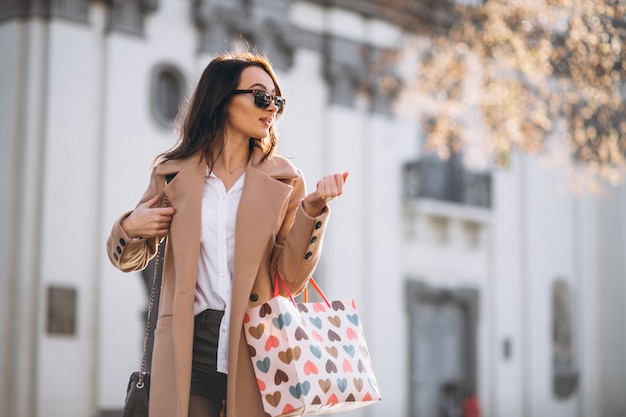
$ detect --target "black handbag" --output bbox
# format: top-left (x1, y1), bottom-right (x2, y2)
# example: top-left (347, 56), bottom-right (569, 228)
top-left (122, 371), bottom-right (150, 417)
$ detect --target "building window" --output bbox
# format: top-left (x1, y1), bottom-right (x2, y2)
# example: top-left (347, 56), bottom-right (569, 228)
top-left (402, 152), bottom-right (492, 209)
top-left (150, 64), bottom-right (185, 128)
top-left (552, 279), bottom-right (579, 398)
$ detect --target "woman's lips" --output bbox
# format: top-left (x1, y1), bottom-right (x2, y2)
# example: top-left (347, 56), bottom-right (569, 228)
top-left (260, 117), bottom-right (273, 127)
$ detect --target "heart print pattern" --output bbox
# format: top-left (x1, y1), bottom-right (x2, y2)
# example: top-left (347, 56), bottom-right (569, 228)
top-left (244, 297), bottom-right (381, 417)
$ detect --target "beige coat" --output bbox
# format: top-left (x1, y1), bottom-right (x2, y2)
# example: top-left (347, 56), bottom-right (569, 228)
top-left (107, 148), bottom-right (329, 417)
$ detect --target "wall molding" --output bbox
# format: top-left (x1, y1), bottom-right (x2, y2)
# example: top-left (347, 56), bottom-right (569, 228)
top-left (0, 0), bottom-right (90, 23)
top-left (106, 0), bottom-right (158, 35)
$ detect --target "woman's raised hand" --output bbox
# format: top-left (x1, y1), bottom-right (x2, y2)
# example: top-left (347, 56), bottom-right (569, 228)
top-left (303, 171), bottom-right (349, 217)
top-left (121, 195), bottom-right (176, 239)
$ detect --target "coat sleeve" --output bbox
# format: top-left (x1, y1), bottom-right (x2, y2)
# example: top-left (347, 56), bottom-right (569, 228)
top-left (273, 170), bottom-right (330, 296)
top-left (106, 165), bottom-right (164, 273)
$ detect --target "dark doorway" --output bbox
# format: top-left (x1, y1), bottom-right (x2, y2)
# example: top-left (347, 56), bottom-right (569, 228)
top-left (406, 281), bottom-right (479, 417)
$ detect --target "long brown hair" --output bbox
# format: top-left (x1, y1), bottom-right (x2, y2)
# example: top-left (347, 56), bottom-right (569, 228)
top-left (158, 52), bottom-right (283, 165)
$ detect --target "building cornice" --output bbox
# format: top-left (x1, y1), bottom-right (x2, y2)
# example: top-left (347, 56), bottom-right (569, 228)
top-left (318, 0), bottom-right (459, 33)
top-left (0, 0), bottom-right (158, 34)
top-left (0, 0), bottom-right (458, 34)
top-left (0, 0), bottom-right (90, 23)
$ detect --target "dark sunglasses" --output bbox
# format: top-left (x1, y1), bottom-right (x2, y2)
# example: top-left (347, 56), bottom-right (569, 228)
top-left (231, 89), bottom-right (286, 114)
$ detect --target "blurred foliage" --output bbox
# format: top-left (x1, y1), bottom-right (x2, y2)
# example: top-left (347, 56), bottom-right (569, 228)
top-left (416, 0), bottom-right (626, 191)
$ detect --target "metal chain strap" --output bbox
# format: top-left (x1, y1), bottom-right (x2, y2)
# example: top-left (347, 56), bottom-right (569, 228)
top-left (137, 196), bottom-right (168, 389)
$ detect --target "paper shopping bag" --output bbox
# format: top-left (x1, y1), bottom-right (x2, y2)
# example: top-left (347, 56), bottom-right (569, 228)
top-left (244, 275), bottom-right (381, 416)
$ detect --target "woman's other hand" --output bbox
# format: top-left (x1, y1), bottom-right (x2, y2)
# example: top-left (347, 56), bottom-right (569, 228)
top-left (121, 195), bottom-right (176, 239)
top-left (303, 171), bottom-right (349, 217)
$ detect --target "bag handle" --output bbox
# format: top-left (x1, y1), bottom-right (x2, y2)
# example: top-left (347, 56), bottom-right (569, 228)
top-left (137, 175), bottom-right (175, 389)
top-left (303, 278), bottom-right (331, 306)
top-left (273, 273), bottom-right (331, 308)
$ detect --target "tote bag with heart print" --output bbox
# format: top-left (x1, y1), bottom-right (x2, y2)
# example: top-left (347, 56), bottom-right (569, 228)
top-left (243, 275), bottom-right (381, 416)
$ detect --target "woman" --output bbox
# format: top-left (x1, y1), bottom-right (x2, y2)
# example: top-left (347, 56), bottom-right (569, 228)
top-left (106, 52), bottom-right (348, 417)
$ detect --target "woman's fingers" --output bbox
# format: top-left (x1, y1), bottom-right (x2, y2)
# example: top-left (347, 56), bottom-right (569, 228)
top-left (302, 172), bottom-right (348, 217)
top-left (123, 196), bottom-right (175, 238)
top-left (139, 194), bottom-right (161, 208)
top-left (146, 207), bottom-right (175, 237)
top-left (316, 171), bottom-right (349, 202)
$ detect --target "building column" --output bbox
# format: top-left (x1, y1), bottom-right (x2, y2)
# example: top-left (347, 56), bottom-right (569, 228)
top-left (0, 17), bottom-right (49, 417)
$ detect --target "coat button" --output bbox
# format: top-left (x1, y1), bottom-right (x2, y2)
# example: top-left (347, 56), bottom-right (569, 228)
top-left (113, 253), bottom-right (119, 261)
top-left (250, 293), bottom-right (259, 302)
top-left (310, 236), bottom-right (317, 244)
top-left (119, 238), bottom-right (126, 247)
top-left (304, 252), bottom-right (313, 260)
top-left (116, 246), bottom-right (122, 254)
top-left (314, 221), bottom-right (322, 230)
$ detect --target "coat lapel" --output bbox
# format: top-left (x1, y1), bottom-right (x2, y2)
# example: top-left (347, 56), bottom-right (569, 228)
top-left (228, 149), bottom-right (300, 363)
top-left (232, 165), bottom-right (292, 295)
top-left (159, 154), bottom-right (205, 294)
top-left (157, 154), bottom-right (205, 416)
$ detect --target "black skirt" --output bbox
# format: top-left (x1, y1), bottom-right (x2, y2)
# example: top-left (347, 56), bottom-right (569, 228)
top-left (190, 309), bottom-right (228, 402)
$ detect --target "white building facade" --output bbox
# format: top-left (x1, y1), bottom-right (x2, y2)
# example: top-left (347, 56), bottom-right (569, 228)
top-left (1, 1), bottom-right (625, 417)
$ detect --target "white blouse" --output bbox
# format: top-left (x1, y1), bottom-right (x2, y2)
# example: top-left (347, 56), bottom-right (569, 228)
top-left (195, 168), bottom-right (245, 374)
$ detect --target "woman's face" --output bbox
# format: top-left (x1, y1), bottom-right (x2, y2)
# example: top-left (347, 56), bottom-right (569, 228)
top-left (225, 66), bottom-right (281, 143)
